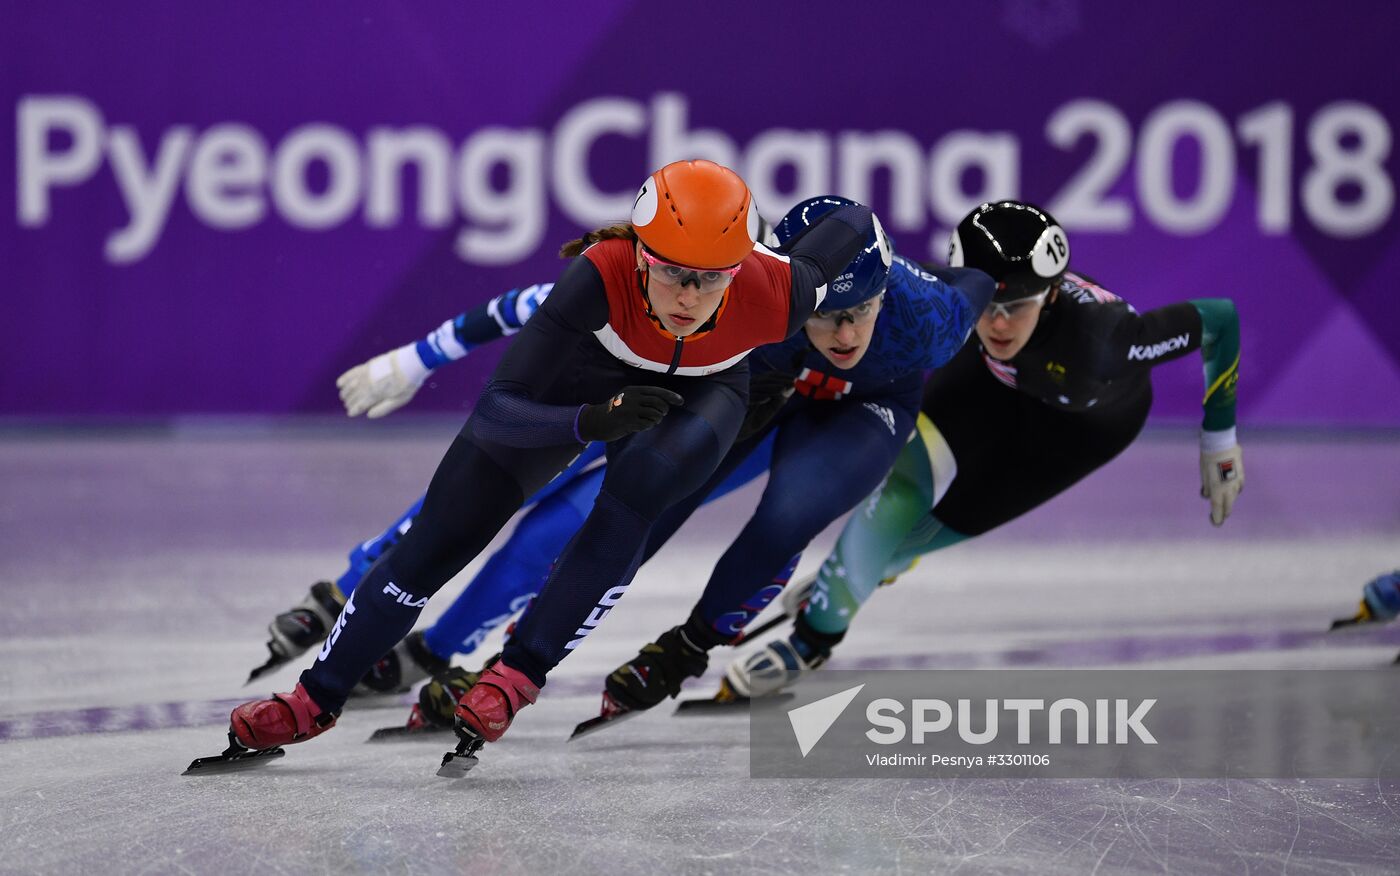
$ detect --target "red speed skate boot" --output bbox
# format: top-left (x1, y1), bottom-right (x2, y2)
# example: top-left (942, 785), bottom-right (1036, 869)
top-left (436, 662), bottom-right (538, 778)
top-left (231, 682), bottom-right (339, 749)
top-left (185, 682), bottom-right (339, 775)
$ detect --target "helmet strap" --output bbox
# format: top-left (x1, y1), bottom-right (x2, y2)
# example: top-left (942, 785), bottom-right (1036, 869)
top-left (635, 262), bottom-right (683, 338)
top-left (1026, 288), bottom-right (1058, 344)
top-left (635, 264), bottom-right (659, 319)
top-left (633, 248), bottom-right (726, 339)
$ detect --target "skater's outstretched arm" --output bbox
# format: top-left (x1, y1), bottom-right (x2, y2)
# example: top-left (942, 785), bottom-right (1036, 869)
top-left (778, 203), bottom-right (877, 334)
top-left (1101, 297), bottom-right (1243, 524)
top-left (1189, 298), bottom-right (1243, 525)
top-left (337, 282), bottom-right (556, 419)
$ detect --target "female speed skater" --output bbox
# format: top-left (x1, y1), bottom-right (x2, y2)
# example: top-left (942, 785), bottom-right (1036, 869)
top-left (245, 280), bottom-right (593, 691)
top-left (246, 281), bottom-right (774, 700)
top-left (196, 159), bottom-right (880, 774)
top-left (721, 199), bottom-right (1245, 701)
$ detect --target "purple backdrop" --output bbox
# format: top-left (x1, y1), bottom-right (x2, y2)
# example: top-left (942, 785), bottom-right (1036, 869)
top-left (3, 1), bottom-right (1398, 423)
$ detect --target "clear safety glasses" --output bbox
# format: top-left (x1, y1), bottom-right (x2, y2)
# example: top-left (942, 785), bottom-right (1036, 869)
top-left (808, 293), bottom-right (884, 328)
top-left (640, 249), bottom-right (742, 293)
top-left (983, 289), bottom-right (1049, 321)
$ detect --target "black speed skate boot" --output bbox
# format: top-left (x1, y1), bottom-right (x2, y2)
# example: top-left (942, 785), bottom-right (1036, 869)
top-left (368, 653), bottom-right (502, 741)
top-left (418, 654), bottom-right (501, 726)
top-left (246, 581), bottom-right (346, 684)
top-left (606, 625), bottom-right (711, 709)
top-left (352, 630), bottom-right (451, 696)
top-left (572, 612), bottom-right (729, 739)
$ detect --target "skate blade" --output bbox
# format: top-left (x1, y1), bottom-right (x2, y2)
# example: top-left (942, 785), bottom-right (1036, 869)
top-left (245, 645), bottom-right (292, 685)
top-left (244, 664), bottom-right (283, 685)
top-left (674, 696), bottom-right (749, 714)
top-left (245, 658), bottom-right (285, 685)
top-left (435, 751), bottom-right (481, 778)
top-left (436, 734), bottom-right (485, 778)
top-left (674, 691), bottom-right (793, 714)
top-left (183, 745), bottom-right (284, 775)
top-left (568, 708), bottom-right (641, 741)
top-left (367, 723), bottom-right (449, 743)
top-left (1330, 601), bottom-right (1377, 631)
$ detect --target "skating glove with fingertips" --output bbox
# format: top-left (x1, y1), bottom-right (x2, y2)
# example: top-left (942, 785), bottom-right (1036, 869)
top-left (576, 386), bottom-right (685, 443)
top-left (337, 343), bottom-right (433, 418)
top-left (1199, 428), bottom-right (1244, 526)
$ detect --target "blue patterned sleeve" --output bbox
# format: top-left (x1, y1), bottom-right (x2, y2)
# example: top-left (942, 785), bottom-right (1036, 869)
top-left (412, 283), bottom-right (556, 370)
top-left (893, 259), bottom-right (995, 369)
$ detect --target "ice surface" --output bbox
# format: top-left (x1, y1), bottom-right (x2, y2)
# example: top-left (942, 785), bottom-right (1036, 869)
top-left (1, 422), bottom-right (1398, 874)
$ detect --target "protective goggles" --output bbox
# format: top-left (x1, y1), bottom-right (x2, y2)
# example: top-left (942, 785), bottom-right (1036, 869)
top-left (809, 292), bottom-right (884, 328)
top-left (983, 289), bottom-right (1049, 321)
top-left (640, 249), bottom-right (742, 293)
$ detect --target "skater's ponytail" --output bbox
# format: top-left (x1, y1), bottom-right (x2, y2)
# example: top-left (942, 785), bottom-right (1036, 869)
top-left (560, 223), bottom-right (637, 258)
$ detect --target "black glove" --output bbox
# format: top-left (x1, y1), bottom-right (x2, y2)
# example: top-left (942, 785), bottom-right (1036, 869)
top-left (577, 386), bottom-right (685, 443)
top-left (736, 355), bottom-right (803, 442)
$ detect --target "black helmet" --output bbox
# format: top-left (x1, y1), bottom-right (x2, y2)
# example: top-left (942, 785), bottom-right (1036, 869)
top-left (948, 201), bottom-right (1069, 301)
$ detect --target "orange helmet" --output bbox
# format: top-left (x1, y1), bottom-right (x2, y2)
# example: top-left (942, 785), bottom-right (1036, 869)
top-left (630, 159), bottom-right (758, 269)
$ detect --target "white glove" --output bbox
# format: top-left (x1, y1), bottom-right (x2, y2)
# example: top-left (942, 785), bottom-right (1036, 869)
top-left (336, 343), bottom-right (431, 418)
top-left (1199, 427), bottom-right (1244, 527)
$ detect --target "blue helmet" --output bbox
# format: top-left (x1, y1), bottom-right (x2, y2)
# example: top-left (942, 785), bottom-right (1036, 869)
top-left (773, 196), bottom-right (893, 311)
